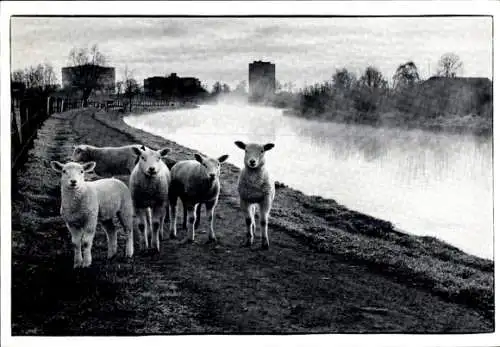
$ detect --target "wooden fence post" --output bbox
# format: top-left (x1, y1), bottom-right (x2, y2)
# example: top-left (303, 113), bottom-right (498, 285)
top-left (11, 107), bottom-right (21, 157)
top-left (19, 101), bottom-right (28, 143)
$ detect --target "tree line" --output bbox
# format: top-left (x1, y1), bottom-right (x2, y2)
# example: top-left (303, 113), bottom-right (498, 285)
top-left (285, 52), bottom-right (492, 134)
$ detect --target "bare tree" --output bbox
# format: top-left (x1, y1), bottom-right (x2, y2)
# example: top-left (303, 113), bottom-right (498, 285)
top-left (283, 81), bottom-right (295, 93)
top-left (11, 63), bottom-right (57, 92)
top-left (333, 68), bottom-right (356, 90)
top-left (393, 61), bottom-right (420, 89)
top-left (123, 66), bottom-right (140, 112)
top-left (116, 81), bottom-right (124, 96)
top-left (360, 66), bottom-right (388, 89)
top-left (11, 69), bottom-right (25, 83)
top-left (436, 53), bottom-right (463, 78)
top-left (222, 83), bottom-right (231, 94)
top-left (24, 65), bottom-right (43, 89)
top-left (67, 44), bottom-right (108, 105)
top-left (42, 63), bottom-right (57, 87)
top-left (212, 81), bottom-right (222, 95)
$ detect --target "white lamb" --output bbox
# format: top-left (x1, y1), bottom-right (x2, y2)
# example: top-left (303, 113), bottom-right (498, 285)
top-left (129, 145), bottom-right (171, 252)
top-left (50, 161), bottom-right (134, 268)
top-left (234, 141), bottom-right (275, 249)
top-left (72, 144), bottom-right (141, 176)
top-left (169, 152), bottom-right (229, 243)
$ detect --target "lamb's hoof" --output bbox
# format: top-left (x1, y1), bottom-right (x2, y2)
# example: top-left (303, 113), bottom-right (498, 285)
top-left (205, 238), bottom-right (217, 244)
top-left (198, 228), bottom-right (207, 234)
top-left (170, 233), bottom-right (177, 240)
top-left (261, 242), bottom-right (270, 250)
top-left (180, 238), bottom-right (195, 245)
top-left (107, 254), bottom-right (117, 262)
top-left (240, 240), bottom-right (253, 248)
top-left (125, 256), bottom-right (134, 264)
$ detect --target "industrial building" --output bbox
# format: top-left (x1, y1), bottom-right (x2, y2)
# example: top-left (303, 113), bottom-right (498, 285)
top-left (248, 60), bottom-right (276, 102)
top-left (143, 73), bottom-right (204, 98)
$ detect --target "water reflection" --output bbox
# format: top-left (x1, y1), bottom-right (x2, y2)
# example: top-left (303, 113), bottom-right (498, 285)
top-left (125, 103), bottom-right (493, 259)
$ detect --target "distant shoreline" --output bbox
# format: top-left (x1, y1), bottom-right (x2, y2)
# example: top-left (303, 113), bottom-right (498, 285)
top-left (281, 108), bottom-right (493, 137)
top-left (121, 101), bottom-right (199, 117)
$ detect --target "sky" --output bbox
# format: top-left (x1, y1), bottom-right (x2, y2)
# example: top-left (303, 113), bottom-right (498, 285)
top-left (10, 16), bottom-right (492, 90)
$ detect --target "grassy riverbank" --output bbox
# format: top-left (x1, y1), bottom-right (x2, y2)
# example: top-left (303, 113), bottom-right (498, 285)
top-left (11, 107), bottom-right (494, 334)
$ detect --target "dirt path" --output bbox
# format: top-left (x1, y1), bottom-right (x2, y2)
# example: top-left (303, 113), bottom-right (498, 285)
top-left (11, 108), bottom-right (493, 335)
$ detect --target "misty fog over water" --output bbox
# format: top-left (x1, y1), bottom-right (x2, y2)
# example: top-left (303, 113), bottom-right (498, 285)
top-left (125, 103), bottom-right (493, 259)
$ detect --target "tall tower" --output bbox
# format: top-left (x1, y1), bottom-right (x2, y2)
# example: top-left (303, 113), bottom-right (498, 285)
top-left (248, 61), bottom-right (276, 103)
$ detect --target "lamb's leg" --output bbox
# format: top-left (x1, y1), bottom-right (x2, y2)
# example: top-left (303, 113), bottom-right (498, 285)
top-left (259, 199), bottom-right (272, 250)
top-left (169, 196), bottom-right (178, 239)
top-left (117, 207), bottom-right (134, 258)
top-left (181, 203), bottom-right (196, 244)
top-left (240, 199), bottom-right (254, 247)
top-left (162, 203), bottom-right (170, 240)
top-left (159, 207), bottom-right (166, 243)
top-left (101, 219), bottom-right (118, 259)
top-left (183, 204), bottom-right (201, 230)
top-left (147, 207), bottom-right (153, 243)
top-left (182, 202), bottom-right (188, 230)
top-left (136, 207), bottom-right (149, 249)
top-left (68, 226), bottom-right (83, 268)
top-left (81, 224), bottom-right (97, 267)
top-left (151, 205), bottom-right (165, 252)
top-left (205, 200), bottom-right (217, 243)
top-left (194, 204), bottom-right (201, 229)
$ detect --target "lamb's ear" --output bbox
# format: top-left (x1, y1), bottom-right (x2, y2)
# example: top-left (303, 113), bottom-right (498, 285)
top-left (263, 143), bottom-right (275, 151)
top-left (194, 153), bottom-right (203, 163)
top-left (50, 161), bottom-right (64, 173)
top-left (218, 154), bottom-right (229, 163)
top-left (83, 161), bottom-right (96, 173)
top-left (234, 141), bottom-right (246, 150)
top-left (158, 148), bottom-right (170, 157)
top-left (141, 145), bottom-right (146, 151)
top-left (132, 146), bottom-right (143, 156)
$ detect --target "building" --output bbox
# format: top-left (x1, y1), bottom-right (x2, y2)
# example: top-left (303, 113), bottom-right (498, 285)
top-left (144, 73), bottom-right (204, 98)
top-left (248, 60), bottom-right (276, 102)
top-left (143, 76), bottom-right (167, 97)
top-left (61, 64), bottom-right (116, 94)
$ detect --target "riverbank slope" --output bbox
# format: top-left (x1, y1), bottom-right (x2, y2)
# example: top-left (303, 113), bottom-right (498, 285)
top-left (11, 107), bottom-right (494, 334)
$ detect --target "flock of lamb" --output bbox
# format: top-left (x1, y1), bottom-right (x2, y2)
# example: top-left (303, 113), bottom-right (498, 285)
top-left (50, 141), bottom-right (276, 268)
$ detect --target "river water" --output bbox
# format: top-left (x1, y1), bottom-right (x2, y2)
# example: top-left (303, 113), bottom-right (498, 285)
top-left (124, 102), bottom-right (493, 259)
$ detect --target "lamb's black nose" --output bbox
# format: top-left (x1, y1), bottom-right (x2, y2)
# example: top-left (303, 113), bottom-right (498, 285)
top-left (209, 173), bottom-right (216, 180)
top-left (148, 167), bottom-right (156, 174)
top-left (249, 159), bottom-right (256, 166)
top-left (70, 179), bottom-right (77, 185)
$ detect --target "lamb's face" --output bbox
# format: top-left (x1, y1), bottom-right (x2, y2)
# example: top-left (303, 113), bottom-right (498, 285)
top-left (50, 161), bottom-right (96, 190)
top-left (133, 145), bottom-right (170, 177)
top-left (234, 141), bottom-right (275, 169)
top-left (194, 153), bottom-right (229, 182)
top-left (72, 145), bottom-right (89, 162)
